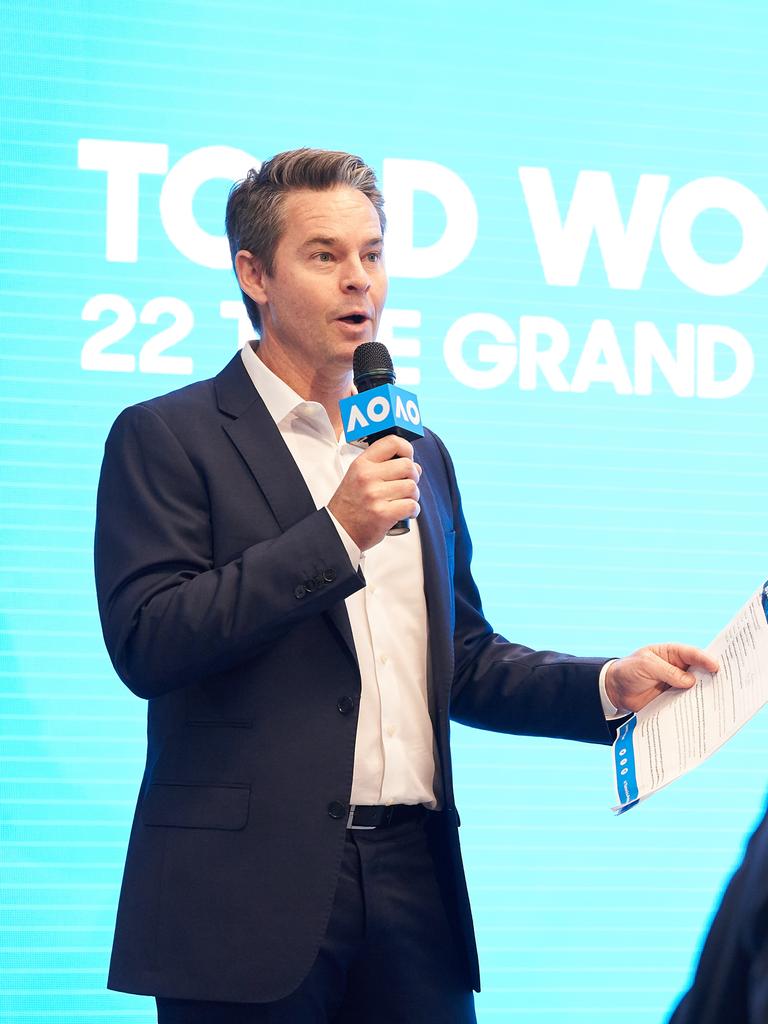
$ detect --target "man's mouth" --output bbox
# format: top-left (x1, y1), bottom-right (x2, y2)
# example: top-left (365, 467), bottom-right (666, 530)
top-left (337, 314), bottom-right (369, 325)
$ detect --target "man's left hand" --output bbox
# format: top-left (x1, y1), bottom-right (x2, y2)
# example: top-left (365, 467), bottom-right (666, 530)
top-left (605, 644), bottom-right (719, 714)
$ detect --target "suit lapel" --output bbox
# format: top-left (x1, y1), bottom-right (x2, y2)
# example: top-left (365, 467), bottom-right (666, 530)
top-left (214, 355), bottom-right (358, 662)
top-left (412, 451), bottom-right (455, 717)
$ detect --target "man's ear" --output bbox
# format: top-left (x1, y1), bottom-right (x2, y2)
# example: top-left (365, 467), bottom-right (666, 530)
top-left (235, 250), bottom-right (268, 305)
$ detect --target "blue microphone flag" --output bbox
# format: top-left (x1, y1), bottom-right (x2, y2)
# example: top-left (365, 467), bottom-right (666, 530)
top-left (340, 384), bottom-right (424, 443)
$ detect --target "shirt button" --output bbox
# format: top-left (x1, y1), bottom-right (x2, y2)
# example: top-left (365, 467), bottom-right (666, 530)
top-left (379, 653), bottom-right (388, 665)
top-left (327, 801), bottom-right (346, 820)
top-left (337, 696), bottom-right (354, 715)
top-left (385, 724), bottom-right (395, 737)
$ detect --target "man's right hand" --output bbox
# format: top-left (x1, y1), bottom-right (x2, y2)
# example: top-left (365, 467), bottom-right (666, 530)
top-left (327, 435), bottom-right (422, 552)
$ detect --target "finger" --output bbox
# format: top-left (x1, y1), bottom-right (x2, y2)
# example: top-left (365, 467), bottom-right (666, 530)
top-left (383, 479), bottom-right (420, 502)
top-left (364, 436), bottom-right (414, 462)
top-left (389, 498), bottom-right (420, 521)
top-left (662, 643), bottom-right (719, 675)
top-left (655, 643), bottom-right (720, 675)
top-left (647, 651), bottom-right (698, 690)
top-left (374, 458), bottom-right (421, 483)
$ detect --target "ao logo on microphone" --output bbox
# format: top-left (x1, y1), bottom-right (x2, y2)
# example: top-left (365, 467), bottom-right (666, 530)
top-left (340, 385), bottom-right (424, 443)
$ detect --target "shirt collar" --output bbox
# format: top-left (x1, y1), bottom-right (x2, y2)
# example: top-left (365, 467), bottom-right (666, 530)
top-left (240, 341), bottom-right (339, 440)
top-left (240, 341), bottom-right (312, 427)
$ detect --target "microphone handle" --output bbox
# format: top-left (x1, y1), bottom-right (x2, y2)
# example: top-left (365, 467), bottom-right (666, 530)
top-left (364, 426), bottom-right (415, 537)
top-left (388, 518), bottom-right (410, 536)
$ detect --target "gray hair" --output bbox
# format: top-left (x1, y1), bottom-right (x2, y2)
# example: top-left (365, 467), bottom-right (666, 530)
top-left (225, 148), bottom-right (386, 333)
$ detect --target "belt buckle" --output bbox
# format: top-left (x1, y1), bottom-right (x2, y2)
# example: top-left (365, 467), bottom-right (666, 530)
top-left (347, 804), bottom-right (377, 830)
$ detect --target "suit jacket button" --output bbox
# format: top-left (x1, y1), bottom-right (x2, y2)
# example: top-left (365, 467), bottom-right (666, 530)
top-left (327, 801), bottom-right (346, 820)
top-left (294, 584), bottom-right (306, 599)
top-left (303, 578), bottom-right (316, 593)
top-left (337, 696), bottom-right (354, 715)
top-left (323, 568), bottom-right (336, 583)
top-left (313, 573), bottom-right (324, 588)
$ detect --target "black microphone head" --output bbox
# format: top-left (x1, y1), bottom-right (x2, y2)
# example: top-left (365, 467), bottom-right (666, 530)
top-left (353, 342), bottom-right (395, 392)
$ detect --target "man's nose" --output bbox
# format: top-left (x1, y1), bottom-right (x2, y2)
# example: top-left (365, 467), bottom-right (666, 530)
top-left (342, 258), bottom-right (372, 291)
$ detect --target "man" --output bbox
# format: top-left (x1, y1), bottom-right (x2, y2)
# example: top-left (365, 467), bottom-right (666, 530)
top-left (668, 801), bottom-right (768, 1023)
top-left (95, 148), bottom-right (717, 1023)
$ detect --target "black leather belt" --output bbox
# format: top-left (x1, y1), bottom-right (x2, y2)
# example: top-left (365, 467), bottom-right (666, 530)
top-left (346, 803), bottom-right (426, 830)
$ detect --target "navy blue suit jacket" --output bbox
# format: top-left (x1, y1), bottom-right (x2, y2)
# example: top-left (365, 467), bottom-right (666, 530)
top-left (95, 353), bottom-right (612, 1003)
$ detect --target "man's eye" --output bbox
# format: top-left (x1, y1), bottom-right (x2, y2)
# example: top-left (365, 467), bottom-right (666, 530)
top-left (314, 252), bottom-right (333, 262)
top-left (366, 252), bottom-right (382, 263)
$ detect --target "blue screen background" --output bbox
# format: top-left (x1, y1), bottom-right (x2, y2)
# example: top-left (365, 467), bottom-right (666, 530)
top-left (3, 2), bottom-right (767, 1020)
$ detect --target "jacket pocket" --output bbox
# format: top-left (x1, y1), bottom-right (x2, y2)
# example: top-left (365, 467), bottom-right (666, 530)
top-left (142, 782), bottom-right (250, 831)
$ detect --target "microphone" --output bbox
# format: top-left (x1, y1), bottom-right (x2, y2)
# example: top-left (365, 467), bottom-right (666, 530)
top-left (340, 342), bottom-right (424, 536)
top-left (352, 341), bottom-right (396, 394)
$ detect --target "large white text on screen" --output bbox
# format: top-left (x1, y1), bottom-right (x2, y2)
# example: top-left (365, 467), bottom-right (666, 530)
top-left (77, 140), bottom-right (762, 397)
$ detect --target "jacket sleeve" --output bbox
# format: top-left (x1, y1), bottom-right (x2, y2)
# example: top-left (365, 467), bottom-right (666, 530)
top-left (428, 432), bottom-right (613, 746)
top-left (94, 403), bottom-right (363, 700)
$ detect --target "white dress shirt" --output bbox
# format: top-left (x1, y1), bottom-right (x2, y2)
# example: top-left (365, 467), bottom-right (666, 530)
top-left (241, 344), bottom-right (621, 808)
top-left (241, 343), bottom-right (437, 807)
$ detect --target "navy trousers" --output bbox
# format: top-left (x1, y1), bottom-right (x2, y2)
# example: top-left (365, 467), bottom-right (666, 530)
top-left (156, 812), bottom-right (477, 1023)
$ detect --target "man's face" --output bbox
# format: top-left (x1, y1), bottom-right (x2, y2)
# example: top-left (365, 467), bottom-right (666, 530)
top-left (248, 186), bottom-right (388, 375)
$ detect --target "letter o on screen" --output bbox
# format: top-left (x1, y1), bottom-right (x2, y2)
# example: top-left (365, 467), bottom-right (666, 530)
top-left (159, 146), bottom-right (258, 269)
top-left (659, 176), bottom-right (768, 296)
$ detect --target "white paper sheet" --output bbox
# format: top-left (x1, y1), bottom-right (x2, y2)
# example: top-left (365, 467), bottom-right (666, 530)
top-left (612, 580), bottom-right (768, 813)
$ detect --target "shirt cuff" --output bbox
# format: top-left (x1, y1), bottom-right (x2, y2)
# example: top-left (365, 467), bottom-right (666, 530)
top-left (326, 508), bottom-right (363, 570)
top-left (599, 659), bottom-right (625, 720)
